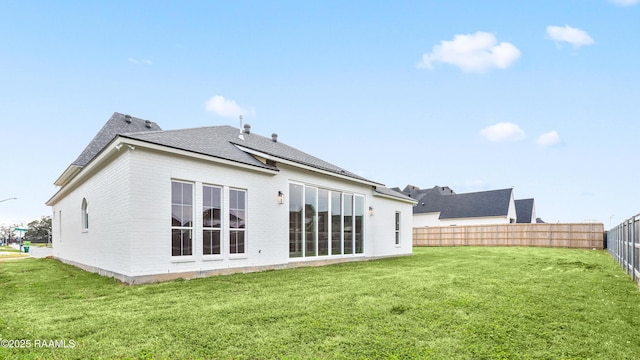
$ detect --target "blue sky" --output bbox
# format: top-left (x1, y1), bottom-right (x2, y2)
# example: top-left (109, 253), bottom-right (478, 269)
top-left (1, 0), bottom-right (638, 227)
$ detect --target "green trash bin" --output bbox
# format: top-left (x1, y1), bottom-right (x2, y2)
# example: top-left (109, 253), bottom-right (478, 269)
top-left (23, 241), bottom-right (31, 253)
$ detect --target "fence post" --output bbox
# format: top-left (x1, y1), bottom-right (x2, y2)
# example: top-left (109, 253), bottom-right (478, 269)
top-left (626, 220), bottom-right (630, 276)
top-left (633, 216), bottom-right (637, 281)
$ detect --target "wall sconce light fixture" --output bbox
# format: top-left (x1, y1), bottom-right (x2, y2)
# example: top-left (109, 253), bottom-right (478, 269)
top-left (277, 191), bottom-right (284, 205)
top-left (368, 206), bottom-right (374, 216)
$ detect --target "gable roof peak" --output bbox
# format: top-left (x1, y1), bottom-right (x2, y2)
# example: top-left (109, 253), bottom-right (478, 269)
top-left (71, 112), bottom-right (162, 167)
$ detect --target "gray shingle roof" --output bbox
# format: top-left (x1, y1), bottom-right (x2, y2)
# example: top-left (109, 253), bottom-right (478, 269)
top-left (413, 188), bottom-right (513, 219)
top-left (515, 198), bottom-right (535, 223)
top-left (70, 112), bottom-right (379, 185)
top-left (121, 126), bottom-right (275, 170)
top-left (373, 186), bottom-right (416, 202)
top-left (122, 125), bottom-right (377, 183)
top-left (72, 112), bottom-right (162, 166)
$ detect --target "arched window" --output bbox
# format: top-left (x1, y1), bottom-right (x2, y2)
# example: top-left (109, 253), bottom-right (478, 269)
top-left (81, 198), bottom-right (89, 231)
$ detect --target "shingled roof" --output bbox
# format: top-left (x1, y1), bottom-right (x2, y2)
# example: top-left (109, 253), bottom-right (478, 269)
top-left (61, 112), bottom-right (380, 186)
top-left (122, 124), bottom-right (376, 183)
top-left (72, 112), bottom-right (162, 166)
top-left (413, 187), bottom-right (514, 219)
top-left (373, 186), bottom-right (415, 202)
top-left (515, 198), bottom-right (535, 223)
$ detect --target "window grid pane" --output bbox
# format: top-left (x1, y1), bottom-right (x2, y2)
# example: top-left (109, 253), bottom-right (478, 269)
top-left (343, 194), bottom-right (353, 255)
top-left (289, 184), bottom-right (303, 257)
top-left (203, 185), bottom-right (222, 255)
top-left (305, 187), bottom-right (317, 257)
top-left (171, 181), bottom-right (193, 256)
top-left (395, 212), bottom-right (401, 245)
top-left (318, 189), bottom-right (329, 256)
top-left (229, 189), bottom-right (247, 254)
top-left (355, 195), bottom-right (364, 254)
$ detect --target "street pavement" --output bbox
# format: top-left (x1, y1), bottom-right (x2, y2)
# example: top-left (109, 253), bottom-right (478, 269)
top-left (28, 245), bottom-right (53, 258)
top-left (5, 243), bottom-right (53, 258)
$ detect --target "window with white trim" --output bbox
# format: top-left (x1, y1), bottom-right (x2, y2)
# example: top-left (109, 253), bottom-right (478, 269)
top-left (81, 198), bottom-right (89, 231)
top-left (203, 185), bottom-right (222, 255)
top-left (395, 211), bottom-right (401, 246)
top-left (289, 182), bottom-right (365, 258)
top-left (289, 183), bottom-right (303, 257)
top-left (229, 188), bottom-right (246, 254)
top-left (171, 181), bottom-right (193, 256)
top-left (355, 195), bottom-right (364, 253)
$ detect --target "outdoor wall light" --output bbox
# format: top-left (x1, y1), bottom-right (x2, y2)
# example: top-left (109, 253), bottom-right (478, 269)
top-left (368, 206), bottom-right (374, 216)
top-left (277, 191), bottom-right (284, 205)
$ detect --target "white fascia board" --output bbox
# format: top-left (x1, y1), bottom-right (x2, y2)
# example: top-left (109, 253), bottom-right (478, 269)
top-left (53, 165), bottom-right (82, 187)
top-left (46, 137), bottom-right (278, 206)
top-left (234, 144), bottom-right (383, 187)
top-left (46, 145), bottom-right (121, 206)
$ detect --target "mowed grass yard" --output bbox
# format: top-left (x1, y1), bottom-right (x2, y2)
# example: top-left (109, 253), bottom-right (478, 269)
top-left (1, 247), bottom-right (639, 359)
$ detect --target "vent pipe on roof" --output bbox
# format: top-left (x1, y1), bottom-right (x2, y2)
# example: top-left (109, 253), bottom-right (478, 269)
top-left (271, 133), bottom-right (278, 142)
top-left (243, 124), bottom-right (251, 134)
top-left (145, 120), bottom-right (152, 129)
top-left (237, 115), bottom-right (245, 140)
top-left (124, 114), bottom-right (132, 124)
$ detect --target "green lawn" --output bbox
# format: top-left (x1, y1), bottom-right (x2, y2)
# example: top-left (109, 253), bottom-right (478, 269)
top-left (1, 247), bottom-right (639, 359)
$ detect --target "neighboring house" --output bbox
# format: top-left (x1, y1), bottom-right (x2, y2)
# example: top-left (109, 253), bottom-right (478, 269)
top-left (46, 112), bottom-right (416, 284)
top-left (514, 198), bottom-right (536, 224)
top-left (397, 185), bottom-right (521, 227)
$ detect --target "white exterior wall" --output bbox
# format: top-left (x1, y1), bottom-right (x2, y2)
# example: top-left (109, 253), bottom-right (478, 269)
top-left (127, 148), bottom-right (288, 277)
top-left (413, 213), bottom-right (442, 227)
top-left (437, 216), bottom-right (513, 226)
top-left (369, 194), bottom-right (413, 257)
top-left (51, 144), bottom-right (412, 282)
top-left (51, 151), bottom-right (133, 276)
top-left (530, 203), bottom-right (537, 223)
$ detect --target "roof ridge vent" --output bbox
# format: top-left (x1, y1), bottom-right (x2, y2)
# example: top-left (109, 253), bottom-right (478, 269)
top-left (145, 120), bottom-right (152, 129)
top-left (271, 133), bottom-right (278, 142)
top-left (124, 114), bottom-right (132, 124)
top-left (243, 124), bottom-right (251, 134)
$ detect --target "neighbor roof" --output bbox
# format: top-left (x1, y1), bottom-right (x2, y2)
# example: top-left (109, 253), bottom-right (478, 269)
top-left (515, 198), bottom-right (535, 223)
top-left (398, 185), bottom-right (455, 202)
top-left (414, 188), bottom-right (513, 219)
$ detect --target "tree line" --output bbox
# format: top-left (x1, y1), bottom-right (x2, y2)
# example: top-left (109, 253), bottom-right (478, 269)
top-left (0, 216), bottom-right (52, 244)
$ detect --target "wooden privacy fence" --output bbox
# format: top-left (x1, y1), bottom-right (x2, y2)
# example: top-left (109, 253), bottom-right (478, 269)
top-left (413, 223), bottom-right (604, 249)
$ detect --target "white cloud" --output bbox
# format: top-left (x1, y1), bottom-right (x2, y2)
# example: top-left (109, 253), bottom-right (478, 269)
top-left (546, 25), bottom-right (594, 47)
top-left (609, 0), bottom-right (639, 6)
top-left (205, 95), bottom-right (254, 118)
top-left (480, 122), bottom-right (526, 142)
top-left (418, 31), bottom-right (521, 72)
top-left (536, 130), bottom-right (561, 147)
top-left (128, 58), bottom-right (153, 65)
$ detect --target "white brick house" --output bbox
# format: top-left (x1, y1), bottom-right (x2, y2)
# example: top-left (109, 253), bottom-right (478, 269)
top-left (46, 113), bottom-right (415, 284)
